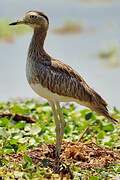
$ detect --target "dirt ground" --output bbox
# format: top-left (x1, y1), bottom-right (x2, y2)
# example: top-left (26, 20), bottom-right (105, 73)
top-left (8, 141), bottom-right (120, 178)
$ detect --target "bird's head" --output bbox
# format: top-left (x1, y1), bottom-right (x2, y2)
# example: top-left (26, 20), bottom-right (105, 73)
top-left (9, 11), bottom-right (49, 30)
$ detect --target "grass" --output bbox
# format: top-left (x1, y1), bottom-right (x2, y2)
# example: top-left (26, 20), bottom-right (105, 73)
top-left (0, 99), bottom-right (120, 179)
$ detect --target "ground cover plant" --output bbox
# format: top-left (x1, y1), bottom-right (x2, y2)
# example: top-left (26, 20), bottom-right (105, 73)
top-left (0, 99), bottom-right (120, 179)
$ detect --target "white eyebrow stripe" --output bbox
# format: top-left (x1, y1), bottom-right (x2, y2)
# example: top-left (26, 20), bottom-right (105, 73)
top-left (28, 12), bottom-right (38, 16)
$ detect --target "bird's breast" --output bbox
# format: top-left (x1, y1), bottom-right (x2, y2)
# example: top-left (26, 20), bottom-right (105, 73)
top-left (26, 56), bottom-right (41, 85)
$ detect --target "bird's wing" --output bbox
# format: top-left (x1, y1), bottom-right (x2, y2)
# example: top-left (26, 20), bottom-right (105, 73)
top-left (43, 59), bottom-right (108, 108)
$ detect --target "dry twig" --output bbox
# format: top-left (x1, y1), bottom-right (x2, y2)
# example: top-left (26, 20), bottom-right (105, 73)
top-left (0, 113), bottom-right (35, 123)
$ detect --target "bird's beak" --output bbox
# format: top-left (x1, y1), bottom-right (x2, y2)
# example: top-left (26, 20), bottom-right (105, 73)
top-left (9, 20), bottom-right (24, 26)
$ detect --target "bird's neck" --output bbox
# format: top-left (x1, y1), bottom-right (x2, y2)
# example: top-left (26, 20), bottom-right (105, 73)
top-left (28, 27), bottom-right (50, 60)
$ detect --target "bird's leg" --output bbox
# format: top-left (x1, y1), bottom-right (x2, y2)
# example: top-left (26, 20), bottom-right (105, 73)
top-left (56, 101), bottom-right (66, 149)
top-left (49, 101), bottom-right (61, 159)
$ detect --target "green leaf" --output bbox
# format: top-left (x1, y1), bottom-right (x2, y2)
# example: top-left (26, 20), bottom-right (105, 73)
top-left (97, 131), bottom-right (106, 139)
top-left (23, 155), bottom-right (32, 168)
top-left (103, 124), bottom-right (114, 132)
top-left (11, 104), bottom-right (29, 114)
top-left (3, 148), bottom-right (14, 154)
top-left (23, 155), bottom-right (32, 164)
top-left (90, 176), bottom-right (99, 180)
top-left (0, 118), bottom-right (9, 127)
top-left (15, 122), bottom-right (26, 129)
top-left (9, 138), bottom-right (18, 145)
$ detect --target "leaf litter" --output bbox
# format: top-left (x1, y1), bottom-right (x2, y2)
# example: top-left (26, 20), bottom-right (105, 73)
top-left (8, 141), bottom-right (120, 175)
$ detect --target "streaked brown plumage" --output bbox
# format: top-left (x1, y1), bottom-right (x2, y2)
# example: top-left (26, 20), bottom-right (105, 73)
top-left (10, 10), bottom-right (118, 162)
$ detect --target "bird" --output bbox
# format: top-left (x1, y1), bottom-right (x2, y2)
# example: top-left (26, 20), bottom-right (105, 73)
top-left (9, 10), bottom-right (118, 161)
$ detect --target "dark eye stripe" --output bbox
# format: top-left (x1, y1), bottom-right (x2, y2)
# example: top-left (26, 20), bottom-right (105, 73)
top-left (38, 12), bottom-right (49, 23)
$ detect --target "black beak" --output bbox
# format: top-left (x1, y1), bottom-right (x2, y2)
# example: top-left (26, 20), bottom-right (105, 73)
top-left (9, 22), bottom-right (18, 26)
top-left (9, 20), bottom-right (24, 26)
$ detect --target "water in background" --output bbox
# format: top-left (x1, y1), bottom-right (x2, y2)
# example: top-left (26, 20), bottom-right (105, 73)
top-left (0, 0), bottom-right (120, 108)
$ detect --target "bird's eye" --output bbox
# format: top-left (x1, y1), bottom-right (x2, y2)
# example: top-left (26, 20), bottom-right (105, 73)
top-left (30, 15), bottom-right (37, 19)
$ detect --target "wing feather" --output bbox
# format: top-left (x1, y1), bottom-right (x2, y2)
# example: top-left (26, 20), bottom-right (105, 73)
top-left (48, 59), bottom-right (108, 108)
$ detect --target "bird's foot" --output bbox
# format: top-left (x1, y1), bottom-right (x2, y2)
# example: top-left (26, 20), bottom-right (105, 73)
top-left (53, 161), bottom-right (74, 179)
top-left (53, 155), bottom-right (61, 173)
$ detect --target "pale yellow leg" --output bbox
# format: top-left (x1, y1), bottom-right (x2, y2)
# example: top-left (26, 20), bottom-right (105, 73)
top-left (56, 101), bottom-right (65, 147)
top-left (49, 101), bottom-right (61, 158)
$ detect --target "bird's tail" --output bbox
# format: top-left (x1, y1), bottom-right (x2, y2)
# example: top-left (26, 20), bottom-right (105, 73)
top-left (104, 113), bottom-right (118, 124)
top-left (94, 107), bottom-right (118, 124)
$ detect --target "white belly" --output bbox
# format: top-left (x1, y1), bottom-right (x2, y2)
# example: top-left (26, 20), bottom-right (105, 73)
top-left (30, 83), bottom-right (76, 102)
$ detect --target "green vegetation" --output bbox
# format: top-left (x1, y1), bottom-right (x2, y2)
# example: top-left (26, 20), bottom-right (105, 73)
top-left (53, 21), bottom-right (83, 35)
top-left (0, 100), bottom-right (120, 179)
top-left (98, 45), bottom-right (120, 67)
top-left (0, 19), bottom-right (30, 42)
